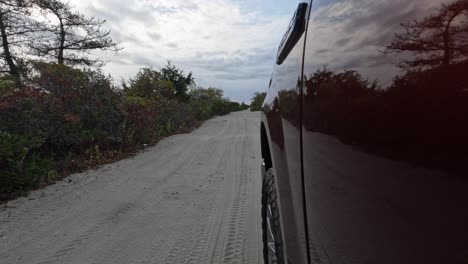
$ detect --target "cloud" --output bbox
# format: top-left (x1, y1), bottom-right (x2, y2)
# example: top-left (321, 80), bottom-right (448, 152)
top-left (167, 43), bottom-right (178, 48)
top-left (67, 0), bottom-right (291, 102)
top-left (148, 32), bottom-right (162, 41)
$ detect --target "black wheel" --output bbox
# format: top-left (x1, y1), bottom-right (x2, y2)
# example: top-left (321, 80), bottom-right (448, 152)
top-left (262, 168), bottom-right (285, 264)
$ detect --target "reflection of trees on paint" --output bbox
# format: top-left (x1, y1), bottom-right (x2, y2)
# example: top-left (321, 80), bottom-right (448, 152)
top-left (303, 62), bottom-right (468, 173)
top-left (278, 89), bottom-right (300, 128)
top-left (302, 0), bottom-right (468, 173)
top-left (303, 68), bottom-right (381, 143)
top-left (381, 0), bottom-right (468, 69)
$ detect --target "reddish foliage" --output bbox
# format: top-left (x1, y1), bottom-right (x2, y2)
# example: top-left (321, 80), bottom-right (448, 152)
top-left (0, 89), bottom-right (48, 110)
top-left (121, 97), bottom-right (159, 146)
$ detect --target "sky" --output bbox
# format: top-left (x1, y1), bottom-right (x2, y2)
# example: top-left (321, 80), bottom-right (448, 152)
top-left (67, 0), bottom-right (299, 103)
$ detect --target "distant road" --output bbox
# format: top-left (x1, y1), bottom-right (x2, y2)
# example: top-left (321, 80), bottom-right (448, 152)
top-left (0, 111), bottom-right (263, 264)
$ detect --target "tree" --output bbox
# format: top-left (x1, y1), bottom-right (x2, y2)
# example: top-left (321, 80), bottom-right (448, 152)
top-left (190, 87), bottom-right (224, 100)
top-left (250, 92), bottom-right (266, 111)
top-left (123, 68), bottom-right (174, 100)
top-left (0, 0), bottom-right (45, 83)
top-left (32, 0), bottom-right (119, 66)
top-left (188, 87), bottom-right (241, 118)
top-left (161, 62), bottom-right (195, 100)
top-left (382, 0), bottom-right (468, 69)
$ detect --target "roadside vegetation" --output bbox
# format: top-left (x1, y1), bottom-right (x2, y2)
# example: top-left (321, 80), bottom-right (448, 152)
top-left (0, 0), bottom-right (248, 200)
top-left (250, 92), bottom-right (266, 111)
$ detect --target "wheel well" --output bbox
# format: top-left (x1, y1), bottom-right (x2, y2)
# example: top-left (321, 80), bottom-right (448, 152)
top-left (261, 123), bottom-right (273, 170)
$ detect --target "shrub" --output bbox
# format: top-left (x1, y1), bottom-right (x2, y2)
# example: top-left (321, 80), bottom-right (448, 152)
top-left (188, 87), bottom-right (245, 118)
top-left (0, 75), bottom-right (17, 95)
top-left (30, 63), bottom-right (124, 153)
top-left (158, 98), bottom-right (197, 135)
top-left (250, 92), bottom-right (266, 111)
top-left (188, 87), bottom-right (223, 119)
top-left (121, 96), bottom-right (158, 146)
top-left (30, 62), bottom-right (88, 96)
top-left (123, 68), bottom-right (175, 100)
top-left (0, 132), bottom-right (52, 193)
top-left (0, 89), bottom-right (55, 138)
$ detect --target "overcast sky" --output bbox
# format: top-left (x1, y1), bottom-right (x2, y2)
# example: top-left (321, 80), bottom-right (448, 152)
top-left (67, 0), bottom-right (298, 103)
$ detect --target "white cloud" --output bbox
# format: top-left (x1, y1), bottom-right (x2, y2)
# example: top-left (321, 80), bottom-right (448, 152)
top-left (68, 0), bottom-right (291, 102)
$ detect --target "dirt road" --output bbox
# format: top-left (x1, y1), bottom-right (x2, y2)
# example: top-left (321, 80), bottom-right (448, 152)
top-left (0, 111), bottom-right (263, 264)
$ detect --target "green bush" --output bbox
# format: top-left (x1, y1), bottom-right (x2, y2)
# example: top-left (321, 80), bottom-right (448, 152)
top-left (188, 87), bottom-right (246, 118)
top-left (158, 98), bottom-right (197, 134)
top-left (0, 89), bottom-right (56, 138)
top-left (0, 132), bottom-right (52, 193)
top-left (121, 96), bottom-right (158, 145)
top-left (250, 92), bottom-right (266, 111)
top-left (123, 68), bottom-right (175, 100)
top-left (0, 76), bottom-right (17, 95)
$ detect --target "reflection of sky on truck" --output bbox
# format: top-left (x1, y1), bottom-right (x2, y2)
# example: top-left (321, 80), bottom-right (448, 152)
top-left (304, 0), bottom-right (457, 86)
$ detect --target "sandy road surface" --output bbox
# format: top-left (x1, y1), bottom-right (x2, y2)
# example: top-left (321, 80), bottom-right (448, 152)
top-left (0, 111), bottom-right (263, 264)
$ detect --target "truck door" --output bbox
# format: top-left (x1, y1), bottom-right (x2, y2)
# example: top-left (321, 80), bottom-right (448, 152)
top-left (302, 0), bottom-right (468, 263)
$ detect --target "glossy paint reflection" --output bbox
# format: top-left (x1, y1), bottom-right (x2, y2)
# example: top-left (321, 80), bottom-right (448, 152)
top-left (302, 0), bottom-right (468, 263)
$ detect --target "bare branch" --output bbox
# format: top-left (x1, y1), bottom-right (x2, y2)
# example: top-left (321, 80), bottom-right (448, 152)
top-left (31, 0), bottom-right (120, 66)
top-left (381, 0), bottom-right (468, 69)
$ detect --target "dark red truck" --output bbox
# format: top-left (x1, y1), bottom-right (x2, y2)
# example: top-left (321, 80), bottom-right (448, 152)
top-left (260, 0), bottom-right (468, 263)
